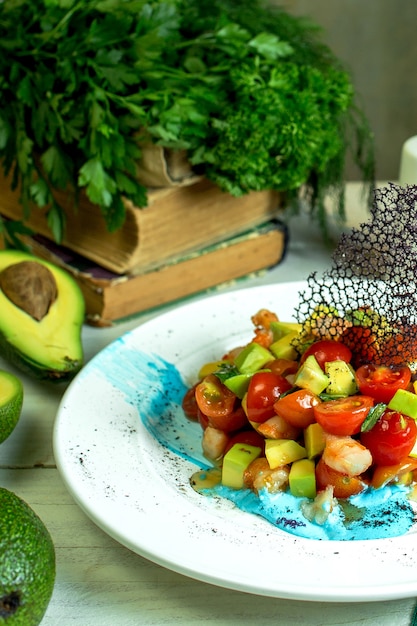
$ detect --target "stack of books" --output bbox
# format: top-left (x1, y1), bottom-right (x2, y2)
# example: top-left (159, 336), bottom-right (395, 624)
top-left (0, 169), bottom-right (287, 325)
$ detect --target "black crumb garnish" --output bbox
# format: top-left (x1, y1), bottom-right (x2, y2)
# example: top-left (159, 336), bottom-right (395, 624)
top-left (294, 183), bottom-right (417, 369)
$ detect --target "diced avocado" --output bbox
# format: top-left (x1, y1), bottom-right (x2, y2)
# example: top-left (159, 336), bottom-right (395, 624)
top-left (289, 458), bottom-right (317, 499)
top-left (304, 422), bottom-right (326, 459)
top-left (294, 355), bottom-right (329, 395)
top-left (269, 321), bottom-right (302, 341)
top-left (223, 373), bottom-right (252, 399)
top-left (325, 360), bottom-right (358, 396)
top-left (265, 439), bottom-right (307, 469)
top-left (388, 388), bottom-right (417, 420)
top-left (234, 343), bottom-right (273, 374)
top-left (269, 331), bottom-right (299, 360)
top-left (221, 443), bottom-right (262, 489)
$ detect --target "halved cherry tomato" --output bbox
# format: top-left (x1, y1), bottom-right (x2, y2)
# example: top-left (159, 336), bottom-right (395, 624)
top-left (313, 395), bottom-right (374, 436)
top-left (265, 358), bottom-right (299, 377)
top-left (315, 458), bottom-right (367, 498)
top-left (300, 339), bottom-right (352, 371)
top-left (360, 409), bottom-right (417, 466)
top-left (195, 374), bottom-right (246, 433)
top-left (356, 363), bottom-right (412, 404)
top-left (223, 429), bottom-right (266, 455)
top-left (274, 389), bottom-right (321, 429)
top-left (182, 384), bottom-right (200, 421)
top-left (371, 457), bottom-right (417, 489)
top-left (245, 371), bottom-right (292, 423)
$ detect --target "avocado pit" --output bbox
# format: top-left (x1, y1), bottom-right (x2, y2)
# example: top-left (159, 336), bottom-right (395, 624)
top-left (0, 261), bottom-right (57, 321)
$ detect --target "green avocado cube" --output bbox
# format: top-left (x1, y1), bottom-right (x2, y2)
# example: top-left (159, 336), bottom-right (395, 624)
top-left (265, 439), bottom-right (307, 469)
top-left (325, 360), bottom-right (358, 396)
top-left (388, 388), bottom-right (417, 419)
top-left (304, 422), bottom-right (326, 459)
top-left (269, 331), bottom-right (299, 360)
top-left (270, 321), bottom-right (302, 341)
top-left (222, 443), bottom-right (262, 489)
top-left (234, 343), bottom-right (273, 374)
top-left (223, 373), bottom-right (252, 399)
top-left (289, 458), bottom-right (316, 499)
top-left (294, 355), bottom-right (329, 395)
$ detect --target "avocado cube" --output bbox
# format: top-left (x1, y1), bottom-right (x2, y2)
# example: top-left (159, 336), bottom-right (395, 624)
top-left (224, 373), bottom-right (252, 399)
top-left (222, 443), bottom-right (262, 489)
top-left (289, 458), bottom-right (316, 499)
top-left (388, 388), bottom-right (417, 420)
top-left (265, 439), bottom-right (307, 469)
top-left (234, 343), bottom-right (273, 374)
top-left (270, 321), bottom-right (302, 341)
top-left (304, 422), bottom-right (326, 459)
top-left (294, 355), bottom-right (329, 395)
top-left (269, 331), bottom-right (299, 360)
top-left (325, 360), bottom-right (358, 396)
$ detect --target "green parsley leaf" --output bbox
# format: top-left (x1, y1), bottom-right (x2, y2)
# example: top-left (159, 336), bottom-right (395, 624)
top-left (361, 403), bottom-right (387, 433)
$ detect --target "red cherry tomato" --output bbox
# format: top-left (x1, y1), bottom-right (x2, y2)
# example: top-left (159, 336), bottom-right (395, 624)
top-left (360, 409), bottom-right (417, 466)
top-left (313, 395), bottom-right (374, 436)
top-left (315, 458), bottom-right (367, 498)
top-left (273, 389), bottom-right (321, 429)
top-left (300, 339), bottom-right (352, 371)
top-left (371, 457), bottom-right (417, 489)
top-left (195, 374), bottom-right (247, 433)
top-left (245, 371), bottom-right (292, 423)
top-left (223, 429), bottom-right (265, 456)
top-left (182, 384), bottom-right (200, 421)
top-left (356, 363), bottom-right (412, 404)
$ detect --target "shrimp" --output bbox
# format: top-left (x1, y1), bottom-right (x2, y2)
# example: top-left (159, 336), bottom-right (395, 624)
top-left (243, 457), bottom-right (290, 494)
top-left (301, 485), bottom-right (337, 525)
top-left (251, 308), bottom-right (278, 348)
top-left (202, 426), bottom-right (229, 463)
top-left (322, 435), bottom-right (372, 477)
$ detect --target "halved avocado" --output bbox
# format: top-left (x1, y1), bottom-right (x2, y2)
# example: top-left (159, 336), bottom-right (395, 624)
top-left (0, 249), bottom-right (84, 380)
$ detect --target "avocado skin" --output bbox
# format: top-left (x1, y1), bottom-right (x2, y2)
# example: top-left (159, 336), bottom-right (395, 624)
top-left (0, 250), bottom-right (84, 381)
top-left (0, 333), bottom-right (82, 381)
top-left (0, 487), bottom-right (55, 626)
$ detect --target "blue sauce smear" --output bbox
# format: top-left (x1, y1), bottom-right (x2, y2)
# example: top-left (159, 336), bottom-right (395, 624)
top-left (90, 339), bottom-right (209, 468)
top-left (95, 342), bottom-right (416, 541)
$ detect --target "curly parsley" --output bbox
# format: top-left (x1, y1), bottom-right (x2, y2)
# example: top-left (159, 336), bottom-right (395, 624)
top-left (0, 0), bottom-right (374, 243)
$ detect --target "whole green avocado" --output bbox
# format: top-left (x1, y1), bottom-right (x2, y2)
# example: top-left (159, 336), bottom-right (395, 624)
top-left (0, 250), bottom-right (84, 381)
top-left (0, 487), bottom-right (56, 625)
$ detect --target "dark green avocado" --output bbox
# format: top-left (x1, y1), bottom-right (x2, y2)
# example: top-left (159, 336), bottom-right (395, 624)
top-left (0, 249), bottom-right (84, 380)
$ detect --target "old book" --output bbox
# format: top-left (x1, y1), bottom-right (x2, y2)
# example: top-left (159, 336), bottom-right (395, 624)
top-left (23, 220), bottom-right (288, 326)
top-left (0, 168), bottom-right (284, 275)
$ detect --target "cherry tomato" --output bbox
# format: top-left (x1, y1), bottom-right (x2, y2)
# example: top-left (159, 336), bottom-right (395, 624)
top-left (245, 371), bottom-right (292, 423)
top-left (182, 384), bottom-right (200, 421)
top-left (356, 363), bottom-right (412, 404)
top-left (223, 429), bottom-right (265, 455)
top-left (265, 358), bottom-right (299, 377)
top-left (360, 409), bottom-right (417, 466)
top-left (301, 339), bottom-right (352, 371)
top-left (313, 395), bottom-right (374, 436)
top-left (315, 458), bottom-right (367, 498)
top-left (195, 374), bottom-right (237, 425)
top-left (274, 389), bottom-right (321, 429)
top-left (371, 457), bottom-right (417, 489)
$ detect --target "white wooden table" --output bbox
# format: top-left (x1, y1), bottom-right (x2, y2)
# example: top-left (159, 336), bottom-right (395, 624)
top-left (2, 183), bottom-right (417, 625)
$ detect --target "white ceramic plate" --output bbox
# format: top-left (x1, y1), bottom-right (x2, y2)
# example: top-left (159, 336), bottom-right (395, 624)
top-left (53, 282), bottom-right (417, 602)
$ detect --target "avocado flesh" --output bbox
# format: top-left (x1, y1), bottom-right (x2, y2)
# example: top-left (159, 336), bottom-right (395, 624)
top-left (0, 250), bottom-right (84, 380)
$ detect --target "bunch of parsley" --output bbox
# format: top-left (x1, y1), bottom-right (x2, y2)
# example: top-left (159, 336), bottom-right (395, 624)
top-left (0, 0), bottom-right (374, 243)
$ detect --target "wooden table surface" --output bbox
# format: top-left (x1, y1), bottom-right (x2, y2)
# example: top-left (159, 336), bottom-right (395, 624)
top-left (2, 183), bottom-right (417, 625)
